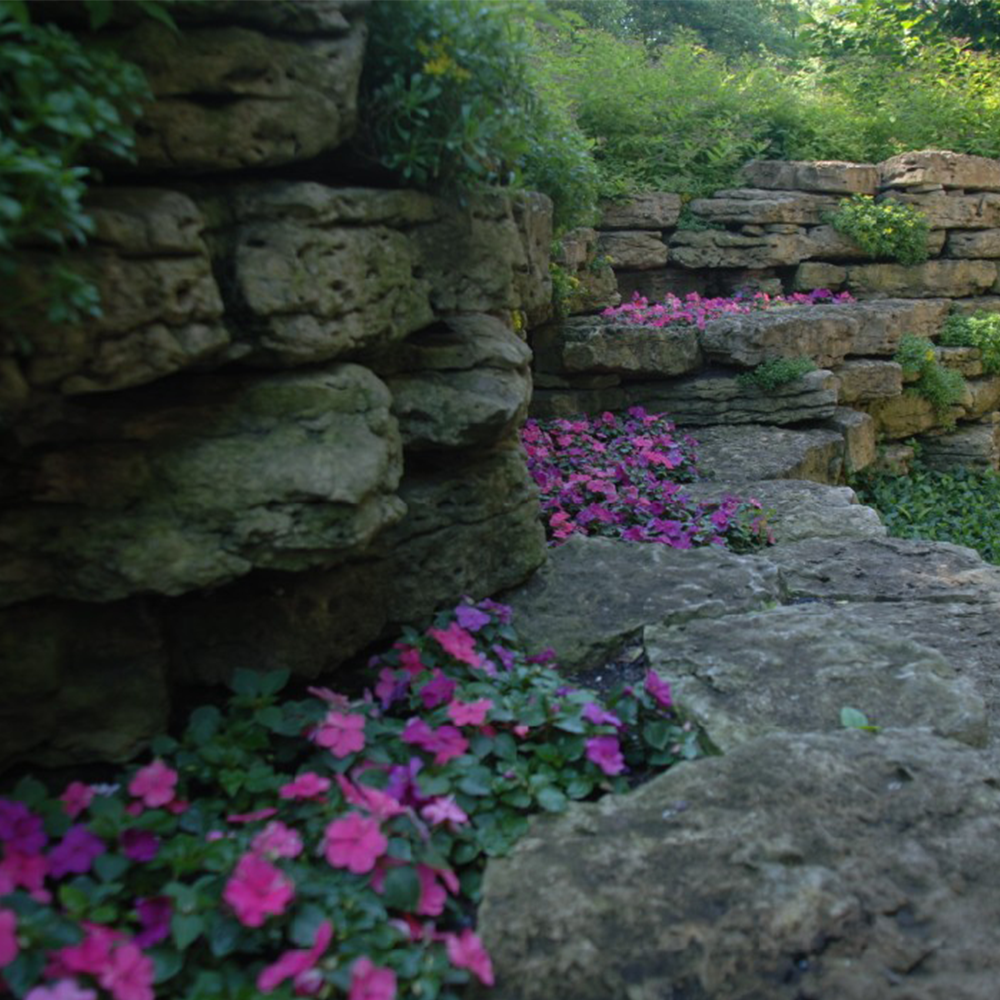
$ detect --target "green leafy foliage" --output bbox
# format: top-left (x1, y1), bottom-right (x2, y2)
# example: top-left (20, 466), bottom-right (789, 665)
top-left (358, 0), bottom-right (598, 231)
top-left (939, 311), bottom-right (1000, 376)
top-left (893, 334), bottom-right (966, 423)
top-left (736, 357), bottom-right (817, 391)
top-left (825, 195), bottom-right (931, 266)
top-left (852, 461), bottom-right (1000, 565)
top-left (0, 1), bottom-right (151, 328)
top-left (839, 706), bottom-right (880, 733)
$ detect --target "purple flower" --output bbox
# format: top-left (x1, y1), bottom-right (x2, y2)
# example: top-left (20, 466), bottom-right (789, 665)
top-left (455, 604), bottom-right (492, 632)
top-left (582, 703), bottom-right (623, 728)
top-left (492, 644), bottom-right (516, 671)
top-left (121, 828), bottom-right (160, 863)
top-left (134, 896), bottom-right (172, 948)
top-left (386, 757), bottom-right (425, 807)
top-left (585, 736), bottom-right (626, 776)
top-left (0, 799), bottom-right (47, 855)
top-left (645, 670), bottom-right (673, 710)
top-left (48, 826), bottom-right (106, 879)
top-left (419, 669), bottom-right (457, 709)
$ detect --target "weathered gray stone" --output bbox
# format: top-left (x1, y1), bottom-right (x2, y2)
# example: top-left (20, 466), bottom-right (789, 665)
top-left (793, 260), bottom-right (848, 291)
top-left (119, 17), bottom-right (365, 171)
top-left (880, 150), bottom-right (1000, 191)
top-left (949, 295), bottom-right (1000, 317)
top-left (511, 191), bottom-right (556, 327)
top-left (552, 229), bottom-right (622, 314)
top-left (528, 386), bottom-right (628, 420)
top-left (872, 441), bottom-right (916, 475)
top-left (945, 229), bottom-right (1000, 258)
top-left (553, 227), bottom-right (597, 270)
top-left (599, 192), bottom-right (681, 229)
top-left (824, 407), bottom-right (877, 474)
top-left (624, 369), bottom-right (838, 427)
top-left (689, 189), bottom-right (839, 226)
top-left (501, 536), bottom-right (783, 674)
top-left (479, 730), bottom-right (1000, 1000)
top-left (847, 259), bottom-right (998, 298)
top-left (766, 536), bottom-right (1000, 604)
top-left (683, 424), bottom-right (846, 484)
top-left (0, 365), bottom-right (404, 605)
top-left (0, 599), bottom-right (169, 770)
top-left (847, 298), bottom-right (950, 355)
top-left (834, 359), bottom-right (903, 402)
top-left (668, 229), bottom-right (802, 269)
top-left (384, 314), bottom-right (531, 375)
top-left (879, 190), bottom-right (1000, 229)
top-left (596, 230), bottom-right (668, 270)
top-left (700, 305), bottom-right (860, 368)
top-left (937, 345), bottom-right (984, 377)
top-left (170, 0), bottom-right (361, 33)
top-left (682, 478), bottom-right (885, 542)
top-left (1, 189), bottom-right (228, 396)
top-left (742, 159), bottom-right (879, 194)
top-left (920, 419), bottom-right (1000, 472)
top-left (531, 317), bottom-right (701, 377)
top-left (962, 375), bottom-right (1000, 418)
top-left (864, 391), bottom-right (944, 438)
top-left (645, 604), bottom-right (987, 751)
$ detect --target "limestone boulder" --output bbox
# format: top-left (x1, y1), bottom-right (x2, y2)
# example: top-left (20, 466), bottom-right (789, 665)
top-left (623, 369), bottom-right (838, 427)
top-left (834, 359), bottom-right (903, 402)
top-left (0, 599), bottom-right (169, 770)
top-left (920, 420), bottom-right (1000, 472)
top-left (115, 16), bottom-right (364, 172)
top-left (950, 295), bottom-right (1000, 317)
top-left (683, 424), bottom-right (846, 484)
top-left (936, 345), bottom-right (983, 377)
top-left (668, 229), bottom-right (802, 269)
top-left (846, 260), bottom-right (998, 299)
top-left (765, 536), bottom-right (1000, 604)
top-left (879, 190), bottom-right (1000, 229)
top-left (865, 391), bottom-right (952, 438)
top-left (170, 0), bottom-right (362, 33)
top-left (646, 604), bottom-right (987, 752)
top-left (945, 229), bottom-right (1000, 258)
top-left (700, 305), bottom-right (860, 368)
top-left (0, 365), bottom-right (404, 605)
top-left (847, 298), bottom-right (950, 355)
top-left (962, 375), bottom-right (1000, 419)
top-left (1, 190), bottom-right (227, 397)
top-left (511, 191), bottom-right (555, 327)
top-left (800, 224), bottom-right (945, 261)
top-left (741, 159), bottom-right (879, 194)
top-left (528, 386), bottom-right (628, 420)
top-left (531, 318), bottom-right (701, 378)
top-left (688, 189), bottom-right (839, 226)
top-left (599, 192), bottom-right (681, 229)
top-left (596, 230), bottom-right (668, 270)
top-left (501, 536), bottom-right (783, 674)
top-left (682, 478), bottom-right (884, 543)
top-left (479, 730), bottom-right (1000, 1000)
top-left (824, 407), bottom-right (877, 474)
top-left (879, 150), bottom-right (1000, 191)
top-left (793, 260), bottom-right (847, 291)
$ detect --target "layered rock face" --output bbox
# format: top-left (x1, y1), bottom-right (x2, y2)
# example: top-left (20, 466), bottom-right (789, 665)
top-left (0, 1), bottom-right (549, 768)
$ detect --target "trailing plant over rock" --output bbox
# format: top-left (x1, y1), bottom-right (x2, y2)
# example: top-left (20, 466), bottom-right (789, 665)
top-left (893, 334), bottom-right (966, 424)
top-left (522, 408), bottom-right (774, 551)
top-left (825, 195), bottom-right (931, 266)
top-left (736, 357), bottom-right (817, 392)
top-left (939, 311), bottom-right (1000, 375)
top-left (0, 599), bottom-right (700, 1000)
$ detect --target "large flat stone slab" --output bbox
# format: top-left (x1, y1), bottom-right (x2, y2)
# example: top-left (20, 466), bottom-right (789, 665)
top-left (764, 536), bottom-right (1000, 604)
top-left (596, 230), bottom-right (669, 269)
top-left (645, 603), bottom-right (987, 751)
top-left (480, 730), bottom-right (1000, 1000)
top-left (599, 192), bottom-right (681, 229)
top-left (880, 150), bottom-right (1000, 191)
top-left (501, 536), bottom-right (782, 674)
top-left (846, 260), bottom-right (998, 298)
top-left (742, 159), bottom-right (879, 195)
top-left (689, 188), bottom-right (838, 226)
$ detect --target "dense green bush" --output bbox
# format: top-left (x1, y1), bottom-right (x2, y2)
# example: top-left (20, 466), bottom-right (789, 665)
top-left (0, 1), bottom-right (151, 330)
top-left (939, 311), bottom-right (1000, 376)
top-left (736, 357), bottom-right (817, 391)
top-left (893, 334), bottom-right (966, 424)
top-left (853, 461), bottom-right (1000, 565)
top-left (825, 195), bottom-right (931, 266)
top-left (359, 0), bottom-right (598, 231)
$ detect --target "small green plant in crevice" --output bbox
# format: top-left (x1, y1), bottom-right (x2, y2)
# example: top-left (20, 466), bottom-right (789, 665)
top-left (893, 334), bottom-right (966, 425)
top-left (939, 311), bottom-right (1000, 375)
top-left (550, 261), bottom-right (582, 318)
top-left (736, 357), bottom-right (817, 392)
top-left (674, 205), bottom-right (724, 233)
top-left (840, 706), bottom-right (880, 733)
top-left (851, 461), bottom-right (1000, 566)
top-left (825, 194), bottom-right (931, 266)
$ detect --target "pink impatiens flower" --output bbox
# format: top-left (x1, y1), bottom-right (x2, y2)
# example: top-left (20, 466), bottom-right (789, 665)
top-left (415, 864), bottom-right (459, 917)
top-left (348, 957), bottom-right (397, 1000)
top-left (644, 670), bottom-right (673, 710)
top-left (427, 621), bottom-right (482, 668)
top-left (127, 760), bottom-right (178, 809)
top-left (120, 829), bottom-right (159, 863)
top-left (419, 795), bottom-right (468, 827)
top-left (418, 669), bottom-right (456, 709)
top-left (60, 782), bottom-right (94, 819)
top-left (227, 808), bottom-right (278, 825)
top-left (447, 698), bottom-right (493, 727)
top-left (1, 849), bottom-right (49, 901)
top-left (312, 711), bottom-right (366, 758)
top-left (336, 776), bottom-right (405, 821)
top-left (280, 773), bottom-right (331, 801)
top-left (251, 821), bottom-right (303, 859)
top-left (26, 981), bottom-right (97, 1000)
top-left (97, 941), bottom-right (155, 1000)
top-left (223, 852), bottom-right (296, 927)
top-left (445, 929), bottom-right (494, 986)
top-left (401, 719), bottom-right (468, 765)
top-left (585, 735), bottom-right (626, 776)
top-left (324, 814), bottom-right (388, 875)
top-left (581, 702), bottom-right (623, 728)
top-left (0, 908), bottom-right (18, 967)
top-left (257, 920), bottom-right (334, 995)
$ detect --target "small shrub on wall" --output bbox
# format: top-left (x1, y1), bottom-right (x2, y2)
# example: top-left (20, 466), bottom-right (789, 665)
top-left (825, 196), bottom-right (931, 266)
top-left (939, 312), bottom-right (1000, 375)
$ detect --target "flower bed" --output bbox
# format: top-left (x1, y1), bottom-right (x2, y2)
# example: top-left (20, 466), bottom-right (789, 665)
top-left (0, 600), bottom-right (700, 1000)
top-left (602, 288), bottom-right (855, 330)
top-left (522, 408), bottom-right (773, 550)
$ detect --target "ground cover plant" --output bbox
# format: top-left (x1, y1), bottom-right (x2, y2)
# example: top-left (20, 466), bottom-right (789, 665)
top-left (939, 311), bottom-right (1000, 375)
top-left (522, 407), bottom-right (773, 550)
top-left (852, 461), bottom-right (1000, 565)
top-left (736, 358), bottom-right (817, 392)
top-left (893, 334), bottom-right (966, 424)
top-left (824, 195), bottom-right (931, 266)
top-left (601, 288), bottom-right (854, 331)
top-left (0, 599), bottom-right (700, 1000)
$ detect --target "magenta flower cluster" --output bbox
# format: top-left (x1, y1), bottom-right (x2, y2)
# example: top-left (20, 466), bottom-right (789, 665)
top-left (522, 408), bottom-right (774, 551)
top-left (602, 288), bottom-right (855, 330)
top-left (0, 599), bottom-right (697, 1000)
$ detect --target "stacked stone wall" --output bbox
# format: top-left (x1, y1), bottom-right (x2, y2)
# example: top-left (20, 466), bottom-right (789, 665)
top-left (0, 1), bottom-right (551, 769)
